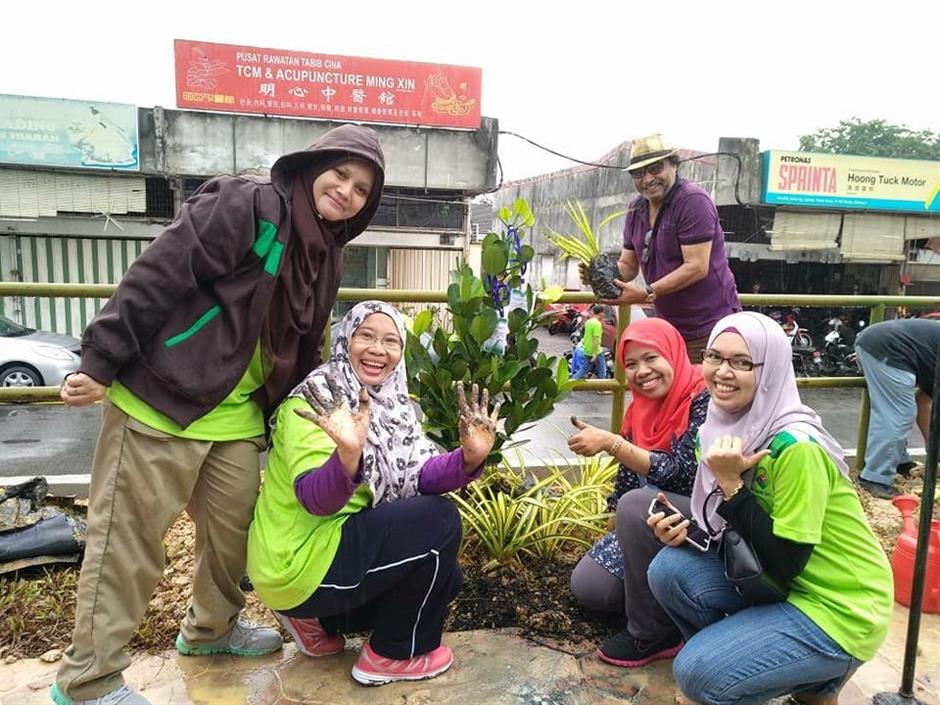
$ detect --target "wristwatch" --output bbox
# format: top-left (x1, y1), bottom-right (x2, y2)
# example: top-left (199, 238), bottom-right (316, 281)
top-left (644, 284), bottom-right (657, 304)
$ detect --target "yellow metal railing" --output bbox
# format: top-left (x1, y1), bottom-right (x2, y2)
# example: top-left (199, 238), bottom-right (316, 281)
top-left (2, 281), bottom-right (940, 471)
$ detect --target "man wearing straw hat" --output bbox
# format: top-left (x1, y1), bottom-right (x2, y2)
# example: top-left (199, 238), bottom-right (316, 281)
top-left (606, 133), bottom-right (740, 363)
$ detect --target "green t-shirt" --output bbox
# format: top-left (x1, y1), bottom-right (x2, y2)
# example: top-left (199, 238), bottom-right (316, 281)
top-left (247, 396), bottom-right (372, 611)
top-left (749, 431), bottom-right (893, 661)
top-left (107, 343), bottom-right (266, 441)
top-left (581, 317), bottom-right (603, 357)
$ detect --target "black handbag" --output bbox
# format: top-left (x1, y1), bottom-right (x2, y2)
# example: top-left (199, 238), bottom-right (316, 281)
top-left (703, 470), bottom-right (789, 605)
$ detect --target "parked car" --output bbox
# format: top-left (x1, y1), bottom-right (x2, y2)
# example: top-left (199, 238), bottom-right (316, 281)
top-left (0, 315), bottom-right (81, 387)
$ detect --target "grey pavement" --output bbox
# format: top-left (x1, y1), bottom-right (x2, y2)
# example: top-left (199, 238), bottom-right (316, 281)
top-left (0, 329), bottom-right (924, 491)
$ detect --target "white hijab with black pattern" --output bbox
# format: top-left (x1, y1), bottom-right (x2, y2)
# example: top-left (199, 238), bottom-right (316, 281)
top-left (289, 300), bottom-right (438, 505)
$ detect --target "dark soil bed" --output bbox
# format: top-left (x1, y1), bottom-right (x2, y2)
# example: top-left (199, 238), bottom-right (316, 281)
top-left (1, 465), bottom-right (935, 662)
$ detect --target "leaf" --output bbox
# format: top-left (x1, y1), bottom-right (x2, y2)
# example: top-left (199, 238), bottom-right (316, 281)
top-left (482, 243), bottom-right (509, 275)
top-left (435, 367), bottom-right (452, 389)
top-left (470, 310), bottom-right (498, 343)
top-left (555, 356), bottom-right (570, 387)
top-left (481, 232), bottom-right (501, 249)
top-left (538, 285), bottom-right (564, 303)
top-left (507, 308), bottom-right (527, 334)
top-left (447, 282), bottom-right (461, 312)
top-left (498, 206), bottom-right (511, 222)
top-left (599, 209), bottom-right (627, 228)
top-left (450, 358), bottom-right (468, 380)
top-left (432, 328), bottom-right (449, 359)
top-left (498, 363), bottom-right (525, 388)
top-left (520, 244), bottom-right (535, 263)
top-left (526, 367), bottom-right (553, 386)
top-left (413, 309), bottom-right (433, 337)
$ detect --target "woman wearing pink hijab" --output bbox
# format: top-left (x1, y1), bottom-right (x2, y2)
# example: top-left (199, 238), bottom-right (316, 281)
top-left (646, 312), bottom-right (892, 705)
top-left (568, 318), bottom-right (707, 668)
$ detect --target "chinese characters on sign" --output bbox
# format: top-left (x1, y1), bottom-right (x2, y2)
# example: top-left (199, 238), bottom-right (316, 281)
top-left (174, 39), bottom-right (482, 130)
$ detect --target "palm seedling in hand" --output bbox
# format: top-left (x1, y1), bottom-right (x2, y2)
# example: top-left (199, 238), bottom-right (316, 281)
top-left (545, 201), bottom-right (623, 299)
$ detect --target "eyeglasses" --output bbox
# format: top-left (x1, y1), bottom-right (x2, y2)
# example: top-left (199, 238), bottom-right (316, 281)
top-left (701, 349), bottom-right (764, 372)
top-left (641, 228), bottom-right (654, 264)
top-left (351, 329), bottom-right (403, 352)
top-left (628, 161), bottom-right (667, 179)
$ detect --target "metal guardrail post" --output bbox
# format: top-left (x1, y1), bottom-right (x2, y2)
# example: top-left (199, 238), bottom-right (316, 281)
top-left (610, 304), bottom-right (630, 435)
top-left (855, 303), bottom-right (887, 475)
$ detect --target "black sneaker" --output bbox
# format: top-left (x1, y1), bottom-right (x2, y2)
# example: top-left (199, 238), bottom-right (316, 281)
top-left (596, 629), bottom-right (683, 668)
top-left (896, 461), bottom-right (922, 477)
top-left (858, 479), bottom-right (901, 500)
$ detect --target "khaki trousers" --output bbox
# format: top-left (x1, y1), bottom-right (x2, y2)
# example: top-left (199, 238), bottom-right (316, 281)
top-left (56, 400), bottom-right (264, 700)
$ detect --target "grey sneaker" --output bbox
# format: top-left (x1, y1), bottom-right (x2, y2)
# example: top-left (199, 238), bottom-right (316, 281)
top-left (175, 618), bottom-right (283, 656)
top-left (50, 683), bottom-right (151, 705)
top-left (857, 479), bottom-right (901, 500)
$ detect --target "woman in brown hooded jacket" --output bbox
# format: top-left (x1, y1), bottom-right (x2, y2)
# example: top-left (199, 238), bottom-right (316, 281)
top-left (53, 124), bottom-right (385, 705)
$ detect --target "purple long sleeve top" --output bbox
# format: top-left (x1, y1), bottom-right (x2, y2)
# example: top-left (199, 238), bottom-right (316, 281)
top-left (294, 448), bottom-right (483, 516)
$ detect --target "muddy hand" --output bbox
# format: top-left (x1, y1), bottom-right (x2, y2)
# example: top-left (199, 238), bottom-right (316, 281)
top-left (295, 374), bottom-right (370, 455)
top-left (457, 382), bottom-right (501, 466)
top-left (601, 279), bottom-right (647, 306)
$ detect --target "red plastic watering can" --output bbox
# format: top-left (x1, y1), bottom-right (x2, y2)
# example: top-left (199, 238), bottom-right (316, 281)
top-left (890, 494), bottom-right (940, 613)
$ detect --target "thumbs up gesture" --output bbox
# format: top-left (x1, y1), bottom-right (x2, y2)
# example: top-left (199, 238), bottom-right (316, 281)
top-left (567, 416), bottom-right (621, 457)
top-left (705, 435), bottom-right (771, 486)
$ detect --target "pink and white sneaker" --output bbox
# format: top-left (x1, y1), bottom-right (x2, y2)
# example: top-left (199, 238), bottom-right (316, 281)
top-left (275, 613), bottom-right (345, 657)
top-left (351, 641), bottom-right (454, 686)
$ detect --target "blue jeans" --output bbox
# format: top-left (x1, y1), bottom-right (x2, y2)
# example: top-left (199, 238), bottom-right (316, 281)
top-left (647, 546), bottom-right (863, 705)
top-left (571, 350), bottom-right (607, 380)
top-left (856, 346), bottom-right (916, 486)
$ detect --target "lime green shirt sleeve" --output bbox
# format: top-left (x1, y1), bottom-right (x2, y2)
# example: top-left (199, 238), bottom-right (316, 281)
top-left (277, 397), bottom-right (338, 482)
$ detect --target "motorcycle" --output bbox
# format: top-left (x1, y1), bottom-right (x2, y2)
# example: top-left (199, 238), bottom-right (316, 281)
top-left (545, 305), bottom-right (583, 336)
top-left (771, 309), bottom-right (820, 377)
top-left (781, 312), bottom-right (814, 349)
top-left (818, 317), bottom-right (862, 376)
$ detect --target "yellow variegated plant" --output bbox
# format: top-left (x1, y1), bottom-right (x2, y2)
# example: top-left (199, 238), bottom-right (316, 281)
top-left (545, 201), bottom-right (625, 300)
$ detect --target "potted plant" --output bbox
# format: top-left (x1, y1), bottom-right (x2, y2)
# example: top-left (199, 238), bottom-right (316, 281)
top-left (545, 201), bottom-right (624, 300)
top-left (404, 198), bottom-right (574, 465)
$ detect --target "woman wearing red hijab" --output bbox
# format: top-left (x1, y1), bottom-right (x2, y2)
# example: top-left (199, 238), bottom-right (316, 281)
top-left (568, 318), bottom-right (707, 668)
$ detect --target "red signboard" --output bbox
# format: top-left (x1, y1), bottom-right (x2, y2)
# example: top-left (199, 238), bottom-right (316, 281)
top-left (174, 39), bottom-right (481, 130)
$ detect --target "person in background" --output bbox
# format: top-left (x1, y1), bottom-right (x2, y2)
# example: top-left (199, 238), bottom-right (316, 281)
top-left (603, 133), bottom-right (741, 363)
top-left (855, 317), bottom-right (940, 499)
top-left (568, 318), bottom-right (708, 668)
top-left (54, 125), bottom-right (385, 705)
top-left (248, 301), bottom-right (500, 686)
top-left (647, 311), bottom-right (892, 705)
top-left (572, 304), bottom-right (608, 381)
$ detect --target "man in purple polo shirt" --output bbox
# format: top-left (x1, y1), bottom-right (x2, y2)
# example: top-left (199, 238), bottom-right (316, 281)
top-left (608, 133), bottom-right (740, 362)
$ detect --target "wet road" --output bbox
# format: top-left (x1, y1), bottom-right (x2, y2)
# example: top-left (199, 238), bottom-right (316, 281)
top-left (0, 330), bottom-right (924, 483)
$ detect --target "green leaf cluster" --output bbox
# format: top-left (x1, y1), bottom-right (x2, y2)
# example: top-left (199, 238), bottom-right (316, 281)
top-left (450, 451), bottom-right (618, 564)
top-left (404, 198), bottom-right (575, 465)
top-left (799, 118), bottom-right (940, 160)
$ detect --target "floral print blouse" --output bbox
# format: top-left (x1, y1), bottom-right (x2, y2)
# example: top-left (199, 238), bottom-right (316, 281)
top-left (587, 390), bottom-right (709, 579)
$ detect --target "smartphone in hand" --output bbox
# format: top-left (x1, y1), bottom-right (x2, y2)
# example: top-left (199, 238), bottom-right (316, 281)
top-left (647, 496), bottom-right (711, 552)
